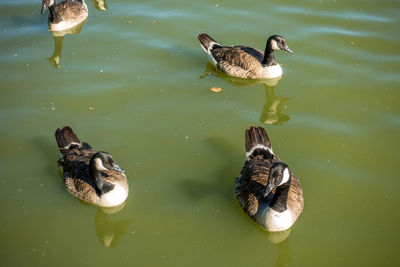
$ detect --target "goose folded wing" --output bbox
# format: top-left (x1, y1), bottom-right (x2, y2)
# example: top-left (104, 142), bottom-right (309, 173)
top-left (212, 46), bottom-right (263, 70)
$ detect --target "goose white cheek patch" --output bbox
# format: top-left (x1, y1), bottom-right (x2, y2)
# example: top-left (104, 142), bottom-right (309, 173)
top-left (95, 158), bottom-right (108, 171)
top-left (270, 39), bottom-right (279, 50)
top-left (279, 168), bottom-right (290, 186)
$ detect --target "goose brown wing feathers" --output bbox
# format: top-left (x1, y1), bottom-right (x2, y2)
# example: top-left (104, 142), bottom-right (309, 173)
top-left (58, 143), bottom-right (97, 201)
top-left (287, 175), bottom-right (304, 220)
top-left (54, 0), bottom-right (86, 16)
top-left (236, 154), bottom-right (275, 217)
top-left (212, 46), bottom-right (264, 70)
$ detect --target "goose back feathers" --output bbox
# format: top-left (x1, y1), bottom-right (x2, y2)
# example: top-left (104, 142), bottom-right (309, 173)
top-left (41, 0), bottom-right (88, 31)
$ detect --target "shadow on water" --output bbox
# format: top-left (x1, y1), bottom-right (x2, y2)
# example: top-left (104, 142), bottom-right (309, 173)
top-left (94, 207), bottom-right (134, 248)
top-left (180, 136), bottom-right (241, 201)
top-left (200, 62), bottom-right (291, 125)
top-left (90, 0), bottom-right (108, 11)
top-left (47, 19), bottom-right (87, 69)
top-left (31, 135), bottom-right (60, 178)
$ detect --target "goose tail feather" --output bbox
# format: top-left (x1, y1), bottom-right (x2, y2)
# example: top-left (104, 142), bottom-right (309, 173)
top-left (245, 126), bottom-right (273, 157)
top-left (197, 33), bottom-right (221, 53)
top-left (55, 126), bottom-right (81, 149)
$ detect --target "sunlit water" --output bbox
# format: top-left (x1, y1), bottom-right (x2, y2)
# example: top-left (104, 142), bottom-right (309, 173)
top-left (1, 0), bottom-right (399, 266)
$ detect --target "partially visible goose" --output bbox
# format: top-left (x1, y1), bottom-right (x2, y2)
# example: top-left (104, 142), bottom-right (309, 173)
top-left (197, 33), bottom-right (293, 79)
top-left (55, 126), bottom-right (129, 208)
top-left (235, 126), bottom-right (303, 231)
top-left (41, 0), bottom-right (88, 31)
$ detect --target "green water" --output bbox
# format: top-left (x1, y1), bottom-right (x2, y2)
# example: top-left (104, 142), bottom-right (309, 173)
top-left (1, 0), bottom-right (399, 266)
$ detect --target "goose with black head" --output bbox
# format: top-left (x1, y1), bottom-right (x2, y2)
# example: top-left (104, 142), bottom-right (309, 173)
top-left (55, 126), bottom-right (129, 207)
top-left (235, 126), bottom-right (303, 231)
top-left (197, 33), bottom-right (293, 79)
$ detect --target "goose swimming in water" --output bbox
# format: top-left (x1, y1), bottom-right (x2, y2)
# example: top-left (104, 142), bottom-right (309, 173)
top-left (55, 126), bottom-right (129, 208)
top-left (235, 126), bottom-right (303, 231)
top-left (197, 33), bottom-right (292, 79)
top-left (41, 0), bottom-right (88, 31)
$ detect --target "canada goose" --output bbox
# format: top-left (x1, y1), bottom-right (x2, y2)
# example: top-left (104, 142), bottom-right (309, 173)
top-left (41, 0), bottom-right (88, 31)
top-left (235, 126), bottom-right (303, 231)
top-left (197, 33), bottom-right (292, 79)
top-left (55, 126), bottom-right (129, 207)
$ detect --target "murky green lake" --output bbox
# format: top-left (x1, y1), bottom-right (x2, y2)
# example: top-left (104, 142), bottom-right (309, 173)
top-left (1, 0), bottom-right (399, 266)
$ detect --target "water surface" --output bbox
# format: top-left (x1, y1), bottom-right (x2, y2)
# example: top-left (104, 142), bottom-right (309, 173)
top-left (1, 0), bottom-right (399, 266)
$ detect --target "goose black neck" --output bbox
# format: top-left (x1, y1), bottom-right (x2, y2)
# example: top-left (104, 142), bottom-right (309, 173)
top-left (89, 164), bottom-right (114, 196)
top-left (261, 43), bottom-right (277, 66)
top-left (270, 182), bottom-right (290, 212)
top-left (48, 5), bottom-right (62, 23)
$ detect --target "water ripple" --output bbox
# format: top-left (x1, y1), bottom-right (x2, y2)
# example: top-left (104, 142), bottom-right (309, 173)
top-left (277, 5), bottom-right (392, 23)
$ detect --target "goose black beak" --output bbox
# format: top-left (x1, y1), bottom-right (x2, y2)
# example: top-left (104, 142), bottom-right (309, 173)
top-left (112, 163), bottom-right (124, 173)
top-left (283, 45), bottom-right (293, 53)
top-left (263, 182), bottom-right (275, 197)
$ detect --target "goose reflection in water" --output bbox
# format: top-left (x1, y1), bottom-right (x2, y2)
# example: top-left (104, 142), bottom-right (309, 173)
top-left (273, 236), bottom-right (292, 266)
top-left (91, 0), bottom-right (107, 11)
top-left (94, 204), bottom-right (134, 248)
top-left (200, 62), bottom-right (291, 125)
top-left (265, 228), bottom-right (292, 244)
top-left (47, 19), bottom-right (87, 69)
top-left (260, 85), bottom-right (290, 125)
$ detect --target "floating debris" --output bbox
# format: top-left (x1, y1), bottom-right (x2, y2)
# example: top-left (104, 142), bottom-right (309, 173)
top-left (210, 87), bottom-right (222, 93)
